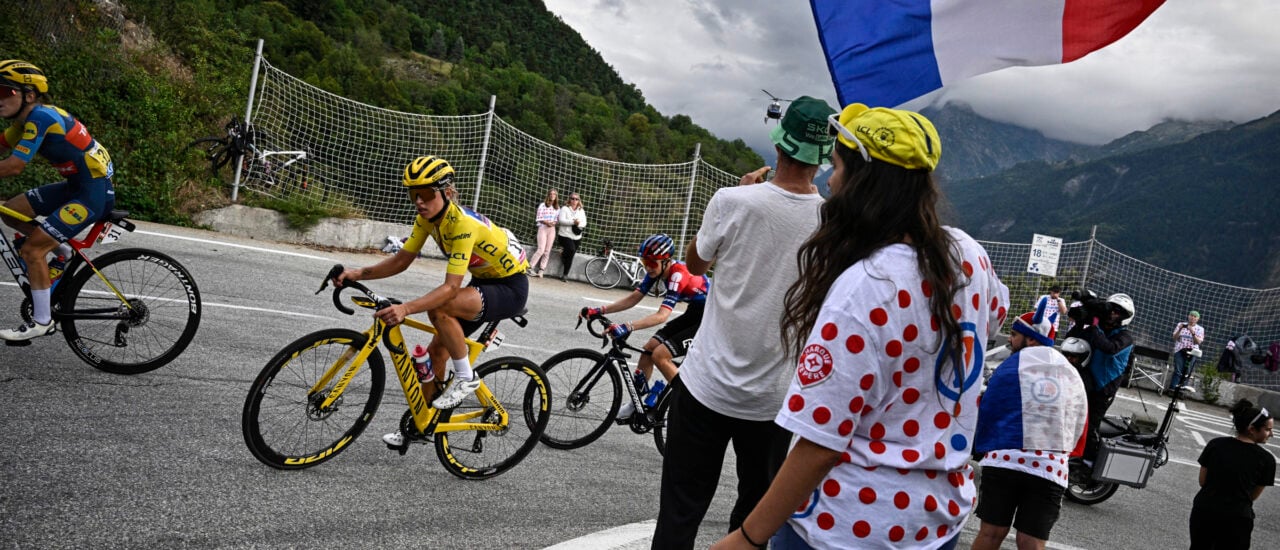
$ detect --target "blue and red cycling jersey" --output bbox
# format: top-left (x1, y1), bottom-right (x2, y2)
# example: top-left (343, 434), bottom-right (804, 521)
top-left (636, 261), bottom-right (711, 311)
top-left (1, 104), bottom-right (113, 184)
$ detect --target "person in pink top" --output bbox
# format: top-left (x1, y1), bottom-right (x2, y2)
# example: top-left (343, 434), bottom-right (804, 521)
top-left (712, 103), bottom-right (1008, 550)
top-left (527, 188), bottom-right (559, 277)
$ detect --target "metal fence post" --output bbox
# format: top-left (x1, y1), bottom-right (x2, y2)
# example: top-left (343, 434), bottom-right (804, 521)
top-left (677, 143), bottom-right (702, 260)
top-left (1081, 225), bottom-right (1097, 286)
top-left (472, 95), bottom-right (497, 210)
top-left (231, 39), bottom-right (264, 203)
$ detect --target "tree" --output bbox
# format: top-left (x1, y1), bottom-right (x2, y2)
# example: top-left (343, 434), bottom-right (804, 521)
top-left (449, 36), bottom-right (465, 63)
top-left (428, 27), bottom-right (446, 58)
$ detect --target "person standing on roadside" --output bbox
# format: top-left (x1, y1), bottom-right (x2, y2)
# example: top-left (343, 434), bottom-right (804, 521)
top-left (710, 102), bottom-right (1007, 550)
top-left (1189, 399), bottom-right (1273, 550)
top-left (651, 96), bottom-right (834, 549)
top-left (528, 188), bottom-right (559, 277)
top-left (1169, 310), bottom-right (1205, 390)
top-left (971, 309), bottom-right (1087, 550)
top-left (555, 192), bottom-right (586, 281)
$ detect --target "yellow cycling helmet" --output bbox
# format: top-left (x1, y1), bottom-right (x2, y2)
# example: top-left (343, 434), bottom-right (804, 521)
top-left (0, 60), bottom-right (49, 94)
top-left (402, 155), bottom-right (455, 189)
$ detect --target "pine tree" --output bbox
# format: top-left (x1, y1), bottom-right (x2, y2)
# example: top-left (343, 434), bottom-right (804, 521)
top-left (449, 36), bottom-right (465, 63)
top-left (428, 27), bottom-right (446, 58)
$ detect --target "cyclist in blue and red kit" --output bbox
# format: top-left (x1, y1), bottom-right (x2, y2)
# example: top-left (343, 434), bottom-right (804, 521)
top-left (0, 60), bottom-right (116, 342)
top-left (580, 233), bottom-right (710, 418)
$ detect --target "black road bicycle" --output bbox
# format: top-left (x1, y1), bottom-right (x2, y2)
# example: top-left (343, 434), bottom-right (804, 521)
top-left (539, 311), bottom-right (676, 455)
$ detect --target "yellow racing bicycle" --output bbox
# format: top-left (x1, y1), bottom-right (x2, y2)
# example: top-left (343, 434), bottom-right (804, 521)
top-left (241, 265), bottom-right (551, 480)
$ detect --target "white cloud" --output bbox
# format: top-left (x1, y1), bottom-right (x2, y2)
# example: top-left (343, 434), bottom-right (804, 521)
top-left (546, 0), bottom-right (1280, 154)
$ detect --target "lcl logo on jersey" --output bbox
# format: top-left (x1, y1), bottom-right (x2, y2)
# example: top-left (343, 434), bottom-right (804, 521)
top-left (935, 321), bottom-right (982, 401)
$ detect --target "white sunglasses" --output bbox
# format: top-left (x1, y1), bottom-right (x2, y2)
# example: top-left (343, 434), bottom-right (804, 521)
top-left (827, 113), bottom-right (870, 163)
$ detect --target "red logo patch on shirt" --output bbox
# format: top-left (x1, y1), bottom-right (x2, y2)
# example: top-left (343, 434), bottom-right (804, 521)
top-left (797, 344), bottom-right (834, 387)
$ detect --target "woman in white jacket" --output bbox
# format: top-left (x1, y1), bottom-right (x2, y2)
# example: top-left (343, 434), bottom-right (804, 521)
top-left (555, 192), bottom-right (587, 281)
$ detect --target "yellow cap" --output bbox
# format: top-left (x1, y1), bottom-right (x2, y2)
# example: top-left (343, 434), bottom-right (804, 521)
top-left (833, 103), bottom-right (941, 171)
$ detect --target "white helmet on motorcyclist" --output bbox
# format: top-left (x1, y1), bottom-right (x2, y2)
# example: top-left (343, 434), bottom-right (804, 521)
top-left (1060, 337), bottom-right (1091, 365)
top-left (1106, 293), bottom-right (1135, 326)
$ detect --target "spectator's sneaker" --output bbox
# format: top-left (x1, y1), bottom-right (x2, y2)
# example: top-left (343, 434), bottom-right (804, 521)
top-left (0, 320), bottom-right (55, 342)
top-left (432, 375), bottom-right (481, 410)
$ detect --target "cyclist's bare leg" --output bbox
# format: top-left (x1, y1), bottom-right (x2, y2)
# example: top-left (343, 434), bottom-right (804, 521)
top-left (650, 342), bottom-right (680, 382)
top-left (16, 228), bottom-right (57, 290)
top-left (426, 287), bottom-right (484, 377)
top-left (1, 194), bottom-right (39, 235)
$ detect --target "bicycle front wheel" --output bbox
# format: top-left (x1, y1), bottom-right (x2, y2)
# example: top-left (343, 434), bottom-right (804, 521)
top-left (584, 257), bottom-right (623, 290)
top-left (435, 356), bottom-right (550, 480)
top-left (242, 329), bottom-right (385, 470)
top-left (59, 248), bottom-right (202, 374)
top-left (539, 348), bottom-right (621, 449)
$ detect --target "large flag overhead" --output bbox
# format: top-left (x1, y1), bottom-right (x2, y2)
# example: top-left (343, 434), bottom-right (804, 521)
top-left (810, 0), bottom-right (1167, 108)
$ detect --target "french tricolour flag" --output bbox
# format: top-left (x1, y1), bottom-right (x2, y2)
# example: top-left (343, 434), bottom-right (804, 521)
top-left (810, 0), bottom-right (1167, 107)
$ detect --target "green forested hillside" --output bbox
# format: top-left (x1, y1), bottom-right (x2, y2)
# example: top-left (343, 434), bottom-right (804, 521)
top-left (0, 0), bottom-right (762, 223)
top-left (943, 110), bottom-right (1280, 288)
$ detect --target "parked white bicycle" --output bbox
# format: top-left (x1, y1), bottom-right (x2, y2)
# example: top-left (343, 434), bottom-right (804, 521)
top-left (583, 239), bottom-right (665, 296)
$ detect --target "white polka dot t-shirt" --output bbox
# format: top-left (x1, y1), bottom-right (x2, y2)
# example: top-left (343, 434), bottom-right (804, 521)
top-left (775, 228), bottom-right (1008, 549)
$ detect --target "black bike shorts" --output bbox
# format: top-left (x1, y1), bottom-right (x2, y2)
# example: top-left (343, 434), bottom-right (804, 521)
top-left (458, 273), bottom-right (528, 336)
top-left (975, 465), bottom-right (1066, 541)
top-left (653, 301), bottom-right (704, 357)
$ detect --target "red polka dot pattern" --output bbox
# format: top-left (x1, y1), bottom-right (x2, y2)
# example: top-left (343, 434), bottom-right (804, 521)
top-left (788, 394), bottom-right (805, 412)
top-left (886, 340), bottom-right (903, 357)
top-left (903, 324), bottom-right (918, 342)
top-left (853, 521), bottom-right (871, 538)
top-left (903, 388), bottom-right (920, 404)
top-left (821, 323), bottom-right (838, 340)
top-left (870, 308), bottom-right (888, 326)
top-left (889, 526), bottom-right (905, 542)
top-left (846, 335), bottom-right (865, 353)
top-left (921, 280), bottom-right (933, 298)
top-left (848, 396), bottom-right (864, 413)
top-left (838, 419), bottom-right (853, 436)
top-left (860, 374), bottom-right (875, 390)
top-left (903, 419), bottom-right (919, 437)
top-left (824, 479), bottom-right (841, 497)
top-left (898, 290), bottom-right (911, 308)
top-left (859, 487), bottom-right (877, 504)
top-left (950, 304), bottom-right (962, 319)
top-left (817, 512), bottom-right (835, 530)
top-left (813, 407), bottom-right (832, 424)
top-left (971, 293), bottom-right (980, 310)
top-left (903, 357), bottom-right (921, 373)
top-left (962, 261), bottom-right (973, 276)
top-left (894, 491), bottom-right (910, 509)
top-left (934, 412), bottom-right (951, 429)
top-left (870, 423), bottom-right (886, 439)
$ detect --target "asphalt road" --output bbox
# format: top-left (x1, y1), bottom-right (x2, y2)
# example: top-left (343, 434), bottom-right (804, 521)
top-left (2, 222), bottom-right (1277, 549)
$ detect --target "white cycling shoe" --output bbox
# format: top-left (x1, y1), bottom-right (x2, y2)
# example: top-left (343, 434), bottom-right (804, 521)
top-left (432, 375), bottom-right (481, 410)
top-left (383, 432), bottom-right (406, 447)
top-left (1, 320), bottom-right (55, 342)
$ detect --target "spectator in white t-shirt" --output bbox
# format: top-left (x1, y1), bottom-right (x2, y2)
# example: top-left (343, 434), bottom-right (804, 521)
top-left (651, 96), bottom-right (834, 549)
top-left (1036, 285), bottom-right (1068, 335)
top-left (712, 103), bottom-right (1008, 550)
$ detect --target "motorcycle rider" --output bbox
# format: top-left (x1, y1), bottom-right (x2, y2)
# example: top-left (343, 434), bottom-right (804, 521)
top-left (1068, 292), bottom-right (1136, 467)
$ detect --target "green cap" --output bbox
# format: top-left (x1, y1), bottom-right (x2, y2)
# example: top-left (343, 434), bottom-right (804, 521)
top-left (1189, 310), bottom-right (1200, 318)
top-left (770, 96), bottom-right (837, 165)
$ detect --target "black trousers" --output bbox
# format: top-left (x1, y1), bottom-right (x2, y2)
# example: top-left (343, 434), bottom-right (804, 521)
top-left (652, 378), bottom-right (791, 550)
top-left (1190, 506), bottom-right (1254, 549)
top-left (1084, 380), bottom-right (1119, 461)
top-left (557, 235), bottom-right (579, 278)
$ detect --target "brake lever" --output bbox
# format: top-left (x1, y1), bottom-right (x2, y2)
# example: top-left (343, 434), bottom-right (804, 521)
top-left (317, 264), bottom-right (344, 295)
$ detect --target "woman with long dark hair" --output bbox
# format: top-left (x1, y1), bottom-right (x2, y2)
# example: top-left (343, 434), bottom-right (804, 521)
top-left (712, 104), bottom-right (1008, 550)
top-left (1189, 399), bottom-right (1274, 549)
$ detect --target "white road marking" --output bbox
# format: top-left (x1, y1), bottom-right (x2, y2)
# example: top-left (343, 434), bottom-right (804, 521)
top-left (135, 229), bottom-right (334, 260)
top-left (543, 519), bottom-right (655, 549)
top-left (1191, 430), bottom-right (1206, 447)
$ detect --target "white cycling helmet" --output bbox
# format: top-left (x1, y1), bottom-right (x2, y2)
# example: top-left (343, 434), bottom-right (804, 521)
top-left (1106, 293), bottom-right (1135, 326)
top-left (1060, 337), bottom-right (1091, 365)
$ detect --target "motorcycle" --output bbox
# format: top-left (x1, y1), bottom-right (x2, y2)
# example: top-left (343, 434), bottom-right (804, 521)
top-left (1065, 348), bottom-right (1200, 505)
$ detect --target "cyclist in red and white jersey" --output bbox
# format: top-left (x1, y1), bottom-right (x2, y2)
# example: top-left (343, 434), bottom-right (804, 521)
top-left (579, 234), bottom-right (710, 418)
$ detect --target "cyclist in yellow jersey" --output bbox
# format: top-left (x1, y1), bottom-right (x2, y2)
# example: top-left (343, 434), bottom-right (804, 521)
top-left (333, 156), bottom-right (529, 434)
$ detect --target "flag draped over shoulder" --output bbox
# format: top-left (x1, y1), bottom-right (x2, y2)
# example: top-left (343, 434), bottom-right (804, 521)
top-left (974, 346), bottom-right (1089, 455)
top-left (809, 0), bottom-right (1167, 108)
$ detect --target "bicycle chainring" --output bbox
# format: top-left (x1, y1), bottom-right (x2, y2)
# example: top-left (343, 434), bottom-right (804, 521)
top-left (398, 409), bottom-right (433, 443)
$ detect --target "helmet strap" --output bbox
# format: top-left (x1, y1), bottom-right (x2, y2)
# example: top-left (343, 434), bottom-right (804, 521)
top-left (426, 194), bottom-right (450, 224)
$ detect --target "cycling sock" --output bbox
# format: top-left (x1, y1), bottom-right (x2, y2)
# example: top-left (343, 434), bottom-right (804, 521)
top-left (33, 288), bottom-right (52, 325)
top-left (451, 357), bottom-right (474, 381)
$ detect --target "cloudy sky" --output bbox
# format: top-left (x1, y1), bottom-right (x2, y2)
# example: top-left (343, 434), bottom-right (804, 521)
top-left (543, 0), bottom-right (1280, 158)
